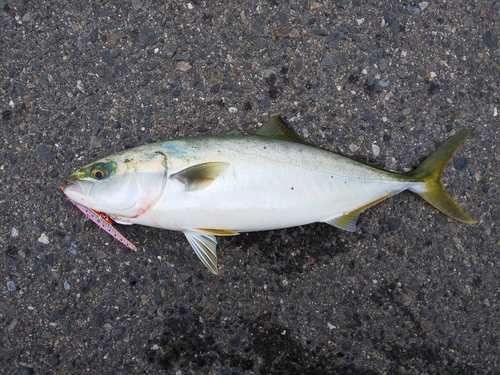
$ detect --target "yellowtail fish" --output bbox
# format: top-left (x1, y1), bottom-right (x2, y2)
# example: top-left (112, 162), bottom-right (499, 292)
top-left (63, 116), bottom-right (476, 274)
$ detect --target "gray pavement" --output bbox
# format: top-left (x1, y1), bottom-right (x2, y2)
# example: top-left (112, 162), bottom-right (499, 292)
top-left (1, 1), bottom-right (499, 374)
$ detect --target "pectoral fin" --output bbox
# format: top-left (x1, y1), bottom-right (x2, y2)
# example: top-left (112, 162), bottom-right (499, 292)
top-left (183, 230), bottom-right (219, 274)
top-left (172, 162), bottom-right (229, 191)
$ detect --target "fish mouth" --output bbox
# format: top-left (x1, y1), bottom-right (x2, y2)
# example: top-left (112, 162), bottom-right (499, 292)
top-left (63, 179), bottom-right (93, 196)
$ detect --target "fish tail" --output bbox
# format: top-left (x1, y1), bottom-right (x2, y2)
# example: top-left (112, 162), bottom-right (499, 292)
top-left (408, 128), bottom-right (477, 224)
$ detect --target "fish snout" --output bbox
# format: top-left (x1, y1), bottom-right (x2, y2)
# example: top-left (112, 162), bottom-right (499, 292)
top-left (62, 179), bottom-right (93, 197)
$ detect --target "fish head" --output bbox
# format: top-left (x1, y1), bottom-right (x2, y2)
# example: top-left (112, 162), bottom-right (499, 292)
top-left (63, 149), bottom-right (167, 219)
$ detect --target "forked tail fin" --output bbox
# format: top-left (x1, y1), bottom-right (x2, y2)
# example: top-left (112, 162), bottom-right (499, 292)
top-left (408, 128), bottom-right (477, 224)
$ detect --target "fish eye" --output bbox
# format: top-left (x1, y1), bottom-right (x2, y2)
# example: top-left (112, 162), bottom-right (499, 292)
top-left (91, 166), bottom-right (107, 180)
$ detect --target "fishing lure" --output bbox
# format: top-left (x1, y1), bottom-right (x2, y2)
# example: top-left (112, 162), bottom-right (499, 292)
top-left (62, 186), bottom-right (137, 251)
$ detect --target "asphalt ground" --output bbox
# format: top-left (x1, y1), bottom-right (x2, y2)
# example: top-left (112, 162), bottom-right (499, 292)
top-left (1, 1), bottom-right (499, 374)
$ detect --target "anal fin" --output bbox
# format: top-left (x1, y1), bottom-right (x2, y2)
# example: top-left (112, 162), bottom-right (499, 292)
top-left (325, 194), bottom-right (394, 232)
top-left (326, 213), bottom-right (360, 232)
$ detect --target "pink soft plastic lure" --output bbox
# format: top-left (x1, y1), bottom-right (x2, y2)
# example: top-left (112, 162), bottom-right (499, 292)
top-left (62, 186), bottom-right (137, 251)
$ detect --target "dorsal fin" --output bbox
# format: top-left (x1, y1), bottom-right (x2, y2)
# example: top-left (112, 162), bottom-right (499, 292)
top-left (254, 116), bottom-right (312, 145)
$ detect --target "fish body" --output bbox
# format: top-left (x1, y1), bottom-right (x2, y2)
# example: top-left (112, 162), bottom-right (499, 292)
top-left (118, 135), bottom-right (416, 231)
top-left (63, 116), bottom-right (476, 274)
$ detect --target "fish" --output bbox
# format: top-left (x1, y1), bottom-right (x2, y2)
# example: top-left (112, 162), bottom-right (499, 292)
top-left (63, 116), bottom-right (476, 274)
